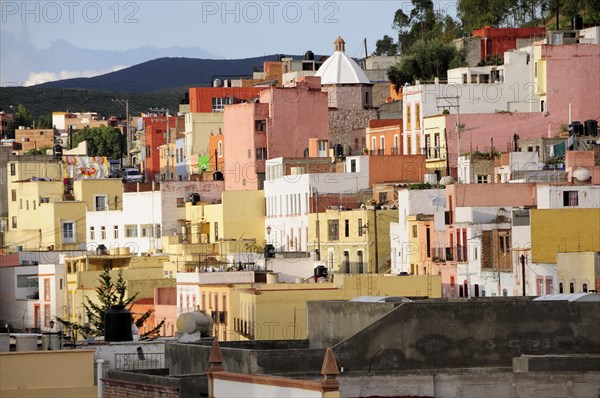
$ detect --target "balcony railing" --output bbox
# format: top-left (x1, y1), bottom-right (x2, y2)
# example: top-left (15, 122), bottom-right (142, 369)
top-left (114, 352), bottom-right (165, 370)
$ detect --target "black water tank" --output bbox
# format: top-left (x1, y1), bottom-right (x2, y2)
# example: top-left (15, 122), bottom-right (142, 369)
top-left (264, 244), bottom-right (275, 258)
top-left (105, 305), bottom-right (133, 342)
top-left (572, 15), bottom-right (583, 30)
top-left (304, 50), bottom-right (315, 61)
top-left (334, 144), bottom-right (344, 157)
top-left (569, 121), bottom-right (584, 136)
top-left (53, 144), bottom-right (63, 159)
top-left (213, 171), bottom-right (224, 181)
top-left (314, 265), bottom-right (328, 278)
top-left (189, 192), bottom-right (200, 205)
top-left (584, 119), bottom-right (598, 136)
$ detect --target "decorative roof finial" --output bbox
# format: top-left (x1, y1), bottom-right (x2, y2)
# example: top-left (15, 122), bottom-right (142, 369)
top-left (334, 36), bottom-right (345, 52)
top-left (208, 338), bottom-right (224, 372)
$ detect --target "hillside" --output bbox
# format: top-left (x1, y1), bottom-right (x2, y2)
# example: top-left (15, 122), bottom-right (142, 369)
top-left (0, 87), bottom-right (183, 119)
top-left (34, 56), bottom-right (281, 93)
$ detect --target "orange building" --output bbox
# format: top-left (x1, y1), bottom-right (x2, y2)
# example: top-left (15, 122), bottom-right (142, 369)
top-left (15, 128), bottom-right (55, 154)
top-left (366, 119), bottom-right (402, 156)
top-left (207, 129), bottom-right (225, 172)
top-left (188, 87), bottom-right (263, 113)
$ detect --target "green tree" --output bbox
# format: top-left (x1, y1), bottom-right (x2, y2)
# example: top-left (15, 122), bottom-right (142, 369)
top-left (72, 125), bottom-right (125, 159)
top-left (26, 146), bottom-right (52, 155)
top-left (373, 35), bottom-right (399, 56)
top-left (57, 264), bottom-right (164, 340)
top-left (36, 114), bottom-right (53, 129)
top-left (388, 39), bottom-right (462, 88)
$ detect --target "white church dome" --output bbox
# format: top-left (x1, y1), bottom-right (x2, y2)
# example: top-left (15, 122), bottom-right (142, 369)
top-left (316, 37), bottom-right (371, 85)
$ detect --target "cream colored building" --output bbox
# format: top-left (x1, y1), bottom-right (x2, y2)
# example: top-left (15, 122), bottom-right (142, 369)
top-left (556, 251), bottom-right (599, 294)
top-left (308, 208), bottom-right (398, 274)
top-left (5, 177), bottom-right (122, 251)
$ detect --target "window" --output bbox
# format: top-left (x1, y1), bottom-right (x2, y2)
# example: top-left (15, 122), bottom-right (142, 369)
top-left (17, 274), bottom-right (38, 288)
top-left (44, 278), bottom-right (50, 301)
top-left (379, 136), bottom-right (385, 155)
top-left (350, 159), bottom-right (356, 172)
top-left (95, 195), bottom-right (108, 211)
top-left (327, 220), bottom-right (339, 241)
top-left (33, 200), bottom-right (36, 210)
top-left (141, 224), bottom-right (153, 238)
top-left (26, 200), bottom-right (29, 210)
top-left (583, 283), bottom-right (588, 293)
top-left (536, 277), bottom-right (544, 295)
top-left (176, 197), bottom-right (185, 208)
top-left (415, 103), bottom-right (421, 129)
top-left (318, 140), bottom-right (327, 152)
top-left (569, 282), bottom-right (575, 293)
top-left (476, 175), bottom-right (489, 184)
top-left (114, 225), bottom-right (119, 239)
top-left (214, 222), bottom-right (219, 241)
top-left (563, 191), bottom-right (578, 206)
top-left (125, 224), bottom-right (138, 238)
top-left (406, 105), bottom-right (412, 130)
top-left (20, 199), bottom-right (22, 209)
top-left (379, 192), bottom-right (388, 203)
top-left (101, 226), bottom-right (106, 240)
top-left (344, 219), bottom-right (349, 237)
top-left (12, 216), bottom-right (17, 229)
top-left (499, 233), bottom-right (510, 254)
top-left (371, 137), bottom-right (376, 153)
top-left (90, 226), bottom-right (95, 240)
top-left (545, 277), bottom-right (553, 295)
top-left (44, 304), bottom-right (51, 327)
top-left (155, 224), bottom-right (161, 238)
top-left (434, 133), bottom-right (440, 158)
top-left (218, 141), bottom-right (223, 157)
top-left (11, 189), bottom-right (16, 201)
top-left (412, 225), bottom-right (418, 238)
top-left (559, 282), bottom-right (564, 293)
top-left (62, 221), bottom-right (75, 243)
top-left (10, 163), bottom-right (15, 176)
top-left (358, 218), bottom-right (363, 236)
top-left (212, 97), bottom-right (232, 112)
top-left (256, 148), bottom-right (267, 160)
top-left (255, 120), bottom-right (266, 131)
top-left (40, 197), bottom-right (50, 204)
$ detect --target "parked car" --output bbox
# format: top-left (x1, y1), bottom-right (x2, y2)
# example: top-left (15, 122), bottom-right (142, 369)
top-left (122, 168), bottom-right (143, 183)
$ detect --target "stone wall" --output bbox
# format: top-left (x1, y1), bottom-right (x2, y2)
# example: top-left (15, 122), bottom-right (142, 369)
top-left (329, 109), bottom-right (378, 148)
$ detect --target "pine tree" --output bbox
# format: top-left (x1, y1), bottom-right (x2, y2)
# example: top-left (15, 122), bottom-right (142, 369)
top-left (57, 264), bottom-right (165, 340)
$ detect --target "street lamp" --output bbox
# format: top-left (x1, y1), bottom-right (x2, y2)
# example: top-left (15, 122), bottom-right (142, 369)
top-left (266, 226), bottom-right (271, 243)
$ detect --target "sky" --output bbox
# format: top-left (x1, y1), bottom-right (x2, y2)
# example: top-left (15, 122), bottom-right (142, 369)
top-left (1, 1), bottom-right (459, 86)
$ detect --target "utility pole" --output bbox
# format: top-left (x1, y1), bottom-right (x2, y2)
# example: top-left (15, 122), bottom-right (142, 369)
top-left (314, 189), bottom-right (321, 261)
top-left (373, 206), bottom-right (379, 273)
top-left (112, 99), bottom-right (130, 167)
top-left (436, 96), bottom-right (463, 161)
top-left (520, 254), bottom-right (526, 296)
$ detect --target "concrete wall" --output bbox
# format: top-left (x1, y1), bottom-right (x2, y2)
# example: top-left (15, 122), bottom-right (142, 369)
top-left (307, 301), bottom-right (398, 349)
top-left (323, 300), bottom-right (600, 371)
top-left (0, 349), bottom-right (96, 397)
top-left (339, 369), bottom-right (600, 398)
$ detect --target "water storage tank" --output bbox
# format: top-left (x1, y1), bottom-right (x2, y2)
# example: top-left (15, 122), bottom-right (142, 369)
top-left (264, 244), bottom-right (275, 258)
top-left (572, 15), bottom-right (583, 30)
top-left (104, 305), bottom-right (133, 342)
top-left (334, 144), bottom-right (344, 157)
top-left (189, 192), bottom-right (201, 205)
top-left (314, 265), bottom-right (328, 278)
top-left (176, 311), bottom-right (213, 337)
top-left (584, 119), bottom-right (598, 136)
top-left (213, 171), bottom-right (224, 181)
top-left (53, 144), bottom-right (63, 159)
top-left (569, 121), bottom-right (584, 136)
top-left (304, 50), bottom-right (315, 61)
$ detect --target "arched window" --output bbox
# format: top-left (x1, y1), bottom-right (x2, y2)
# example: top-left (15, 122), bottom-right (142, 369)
top-left (463, 280), bottom-right (469, 298)
top-left (217, 141), bottom-right (223, 157)
top-left (559, 282), bottom-right (564, 293)
top-left (569, 282), bottom-right (575, 293)
top-left (583, 283), bottom-right (588, 293)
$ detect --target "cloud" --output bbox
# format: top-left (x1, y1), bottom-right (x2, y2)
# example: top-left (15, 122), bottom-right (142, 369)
top-left (25, 65), bottom-right (128, 86)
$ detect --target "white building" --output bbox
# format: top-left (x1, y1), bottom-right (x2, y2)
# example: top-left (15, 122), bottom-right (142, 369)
top-left (86, 181), bottom-right (222, 255)
top-left (0, 265), bottom-right (39, 329)
top-left (536, 184), bottom-right (600, 209)
top-left (403, 47), bottom-right (538, 156)
top-left (390, 188), bottom-right (446, 274)
top-left (264, 156), bottom-right (370, 252)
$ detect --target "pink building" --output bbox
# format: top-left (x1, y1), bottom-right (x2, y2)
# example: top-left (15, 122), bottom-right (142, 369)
top-left (224, 76), bottom-right (329, 190)
top-left (542, 44), bottom-right (600, 131)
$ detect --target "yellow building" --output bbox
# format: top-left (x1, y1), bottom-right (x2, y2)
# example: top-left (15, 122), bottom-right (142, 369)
top-left (162, 190), bottom-right (266, 272)
top-left (308, 208), bottom-right (398, 274)
top-left (422, 115), bottom-right (449, 174)
top-left (63, 250), bottom-right (171, 329)
top-left (0, 350), bottom-right (96, 397)
top-left (5, 177), bottom-right (122, 250)
top-left (228, 274), bottom-right (441, 341)
top-left (556, 252), bottom-right (599, 294)
top-left (530, 208), bottom-right (600, 264)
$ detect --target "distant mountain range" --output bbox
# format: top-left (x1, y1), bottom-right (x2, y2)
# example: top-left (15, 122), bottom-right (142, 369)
top-left (34, 55), bottom-right (283, 93)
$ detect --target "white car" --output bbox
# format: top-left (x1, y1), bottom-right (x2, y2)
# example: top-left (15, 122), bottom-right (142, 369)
top-left (122, 168), bottom-right (143, 183)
